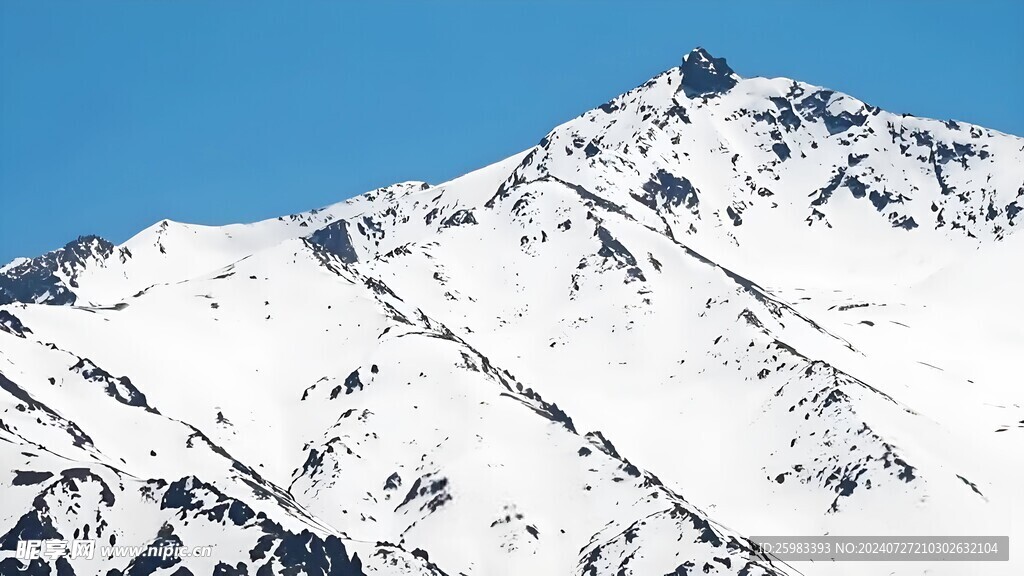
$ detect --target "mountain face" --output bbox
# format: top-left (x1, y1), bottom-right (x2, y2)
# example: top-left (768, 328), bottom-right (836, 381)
top-left (2, 47), bottom-right (1023, 576)
top-left (0, 236), bottom-right (123, 306)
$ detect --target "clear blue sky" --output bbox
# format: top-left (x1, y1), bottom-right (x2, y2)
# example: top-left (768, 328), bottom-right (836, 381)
top-left (2, 1), bottom-right (1022, 263)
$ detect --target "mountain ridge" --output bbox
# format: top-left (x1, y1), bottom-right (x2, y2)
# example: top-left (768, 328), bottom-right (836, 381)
top-left (2, 48), bottom-right (1023, 576)
top-left (5, 49), bottom-right (1022, 303)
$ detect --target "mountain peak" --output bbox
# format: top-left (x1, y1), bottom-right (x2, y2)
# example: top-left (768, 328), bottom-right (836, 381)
top-left (679, 46), bottom-right (738, 98)
top-left (65, 234), bottom-right (114, 256)
top-left (4, 46), bottom-right (1024, 576)
top-left (0, 234), bottom-right (116, 306)
top-left (685, 46), bottom-right (718, 61)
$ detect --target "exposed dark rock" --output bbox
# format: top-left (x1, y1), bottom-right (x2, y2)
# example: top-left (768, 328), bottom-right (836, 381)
top-left (637, 170), bottom-right (700, 213)
top-left (0, 310), bottom-right (32, 337)
top-left (12, 470), bottom-right (54, 486)
top-left (678, 47), bottom-right (738, 98)
top-left (308, 220), bottom-right (358, 263)
top-left (0, 371), bottom-right (95, 448)
top-left (439, 209), bottom-right (478, 228)
top-left (771, 142), bottom-right (791, 161)
top-left (595, 226), bottom-right (637, 267)
top-left (0, 235), bottom-right (117, 306)
top-left (797, 90), bottom-right (867, 135)
top-left (70, 358), bottom-right (158, 413)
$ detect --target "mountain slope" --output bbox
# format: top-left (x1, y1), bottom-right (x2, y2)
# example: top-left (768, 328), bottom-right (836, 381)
top-left (2, 48), bottom-right (1023, 576)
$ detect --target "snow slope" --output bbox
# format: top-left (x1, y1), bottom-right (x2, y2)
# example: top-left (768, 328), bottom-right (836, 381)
top-left (2, 48), bottom-right (1023, 576)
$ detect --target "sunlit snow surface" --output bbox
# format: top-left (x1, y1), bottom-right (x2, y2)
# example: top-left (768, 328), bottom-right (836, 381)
top-left (2, 48), bottom-right (1023, 576)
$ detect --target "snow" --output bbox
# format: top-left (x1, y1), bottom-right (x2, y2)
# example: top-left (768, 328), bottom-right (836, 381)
top-left (2, 47), bottom-right (1023, 576)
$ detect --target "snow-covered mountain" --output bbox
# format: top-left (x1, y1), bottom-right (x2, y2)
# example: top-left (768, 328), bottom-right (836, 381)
top-left (2, 48), bottom-right (1023, 576)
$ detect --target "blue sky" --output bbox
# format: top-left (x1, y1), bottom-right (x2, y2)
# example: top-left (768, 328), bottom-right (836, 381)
top-left (2, 1), bottom-right (1022, 263)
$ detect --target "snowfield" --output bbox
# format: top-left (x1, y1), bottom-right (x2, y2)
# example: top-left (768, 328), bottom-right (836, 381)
top-left (2, 48), bottom-right (1023, 576)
